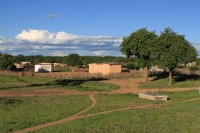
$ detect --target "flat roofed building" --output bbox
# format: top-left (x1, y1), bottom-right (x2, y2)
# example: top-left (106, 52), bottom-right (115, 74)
top-left (35, 63), bottom-right (53, 72)
top-left (89, 63), bottom-right (121, 75)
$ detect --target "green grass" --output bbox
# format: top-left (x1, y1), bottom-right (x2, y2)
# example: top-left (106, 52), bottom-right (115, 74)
top-left (84, 91), bottom-right (200, 115)
top-left (83, 94), bottom-right (154, 115)
top-left (0, 95), bottom-right (91, 133)
top-left (46, 80), bottom-right (119, 92)
top-left (72, 81), bottom-right (119, 92)
top-left (33, 91), bottom-right (200, 133)
top-left (139, 76), bottom-right (200, 89)
top-left (164, 91), bottom-right (200, 102)
top-left (0, 75), bottom-right (55, 90)
top-left (0, 75), bottom-right (119, 92)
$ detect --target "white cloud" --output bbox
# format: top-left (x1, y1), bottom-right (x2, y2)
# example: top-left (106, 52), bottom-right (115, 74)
top-left (15, 29), bottom-right (122, 45)
top-left (92, 50), bottom-right (115, 56)
top-left (16, 29), bottom-right (55, 43)
top-left (113, 43), bottom-right (121, 47)
top-left (0, 29), bottom-right (123, 56)
top-left (192, 43), bottom-right (200, 49)
top-left (0, 37), bottom-right (4, 43)
top-left (52, 51), bottom-right (65, 56)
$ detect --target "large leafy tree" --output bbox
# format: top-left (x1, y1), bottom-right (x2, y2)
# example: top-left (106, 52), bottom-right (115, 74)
top-left (155, 28), bottom-right (197, 85)
top-left (120, 28), bottom-right (157, 82)
top-left (0, 53), bottom-right (15, 70)
top-left (66, 53), bottom-right (82, 66)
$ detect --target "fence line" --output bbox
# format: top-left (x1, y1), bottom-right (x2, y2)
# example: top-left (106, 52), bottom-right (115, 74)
top-left (177, 69), bottom-right (200, 75)
top-left (0, 70), bottom-right (144, 80)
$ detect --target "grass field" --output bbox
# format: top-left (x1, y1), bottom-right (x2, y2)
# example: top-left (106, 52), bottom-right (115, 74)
top-left (0, 74), bottom-right (119, 92)
top-left (139, 75), bottom-right (200, 89)
top-left (0, 95), bottom-right (91, 132)
top-left (83, 94), bottom-right (154, 115)
top-left (1, 73), bottom-right (200, 133)
top-left (0, 74), bottom-right (55, 90)
top-left (46, 79), bottom-right (119, 92)
top-left (33, 90), bottom-right (200, 133)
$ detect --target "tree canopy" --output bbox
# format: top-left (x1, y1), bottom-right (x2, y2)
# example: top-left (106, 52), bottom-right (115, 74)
top-left (65, 53), bottom-right (82, 67)
top-left (120, 28), bottom-right (157, 81)
top-left (154, 28), bottom-right (197, 84)
top-left (120, 27), bottom-right (197, 84)
top-left (0, 53), bottom-right (15, 70)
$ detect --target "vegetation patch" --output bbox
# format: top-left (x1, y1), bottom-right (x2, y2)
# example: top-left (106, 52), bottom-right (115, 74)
top-left (83, 93), bottom-right (154, 115)
top-left (0, 95), bottom-right (91, 132)
top-left (33, 91), bottom-right (200, 133)
top-left (46, 79), bottom-right (119, 92)
top-left (139, 74), bottom-right (200, 89)
top-left (0, 74), bottom-right (55, 90)
top-left (0, 75), bottom-right (119, 92)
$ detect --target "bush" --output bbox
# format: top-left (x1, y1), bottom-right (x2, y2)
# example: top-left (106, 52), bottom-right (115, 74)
top-left (126, 63), bottom-right (136, 70)
top-left (189, 66), bottom-right (199, 71)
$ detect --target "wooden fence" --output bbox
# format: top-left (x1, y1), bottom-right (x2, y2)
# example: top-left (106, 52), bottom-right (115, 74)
top-left (177, 68), bottom-right (200, 75)
top-left (0, 70), bottom-right (144, 80)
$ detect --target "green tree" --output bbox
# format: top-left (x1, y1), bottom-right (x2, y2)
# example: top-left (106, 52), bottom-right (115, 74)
top-left (66, 53), bottom-right (82, 66)
top-left (0, 54), bottom-right (15, 70)
top-left (15, 54), bottom-right (26, 63)
top-left (155, 28), bottom-right (197, 85)
top-left (126, 62), bottom-right (136, 70)
top-left (120, 28), bottom-right (157, 82)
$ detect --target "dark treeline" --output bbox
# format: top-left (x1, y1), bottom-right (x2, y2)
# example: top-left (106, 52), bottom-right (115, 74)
top-left (14, 54), bottom-right (138, 65)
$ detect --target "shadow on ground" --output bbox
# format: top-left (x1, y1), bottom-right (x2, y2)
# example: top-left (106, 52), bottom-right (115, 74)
top-left (150, 71), bottom-right (199, 81)
top-left (0, 78), bottom-right (109, 90)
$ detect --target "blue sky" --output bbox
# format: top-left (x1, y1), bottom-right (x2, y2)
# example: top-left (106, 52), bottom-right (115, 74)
top-left (0, 0), bottom-right (200, 56)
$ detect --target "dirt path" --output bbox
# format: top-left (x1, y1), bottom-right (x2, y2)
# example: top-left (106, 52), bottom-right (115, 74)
top-left (4, 77), bottom-right (198, 133)
top-left (14, 102), bottom-right (157, 133)
top-left (101, 78), bottom-right (197, 94)
top-left (1, 78), bottom-right (197, 97)
top-left (13, 94), bottom-right (97, 133)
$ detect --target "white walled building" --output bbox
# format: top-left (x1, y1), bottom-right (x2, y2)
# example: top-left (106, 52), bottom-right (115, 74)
top-left (34, 63), bottom-right (53, 72)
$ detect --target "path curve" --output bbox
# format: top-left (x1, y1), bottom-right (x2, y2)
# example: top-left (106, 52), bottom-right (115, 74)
top-left (14, 103), bottom-right (158, 133)
top-left (1, 78), bottom-right (198, 97)
top-left (13, 94), bottom-right (96, 133)
top-left (10, 77), bottom-right (200, 133)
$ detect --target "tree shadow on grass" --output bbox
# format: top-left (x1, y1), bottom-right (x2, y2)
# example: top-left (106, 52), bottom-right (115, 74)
top-left (173, 73), bottom-right (200, 82)
top-left (149, 71), bottom-right (200, 83)
top-left (45, 78), bottom-right (108, 87)
top-left (0, 78), bottom-right (109, 90)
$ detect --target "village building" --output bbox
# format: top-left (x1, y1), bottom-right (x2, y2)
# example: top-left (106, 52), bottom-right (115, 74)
top-left (34, 63), bottom-right (53, 72)
top-left (88, 63), bottom-right (121, 75)
top-left (14, 62), bottom-right (32, 71)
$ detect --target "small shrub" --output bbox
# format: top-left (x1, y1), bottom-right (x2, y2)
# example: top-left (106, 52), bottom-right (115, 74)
top-left (126, 63), bottom-right (136, 70)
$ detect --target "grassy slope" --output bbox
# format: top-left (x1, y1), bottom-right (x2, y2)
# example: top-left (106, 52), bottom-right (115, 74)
top-left (0, 95), bottom-right (91, 133)
top-left (0, 74), bottom-right (119, 92)
top-left (34, 91), bottom-right (200, 133)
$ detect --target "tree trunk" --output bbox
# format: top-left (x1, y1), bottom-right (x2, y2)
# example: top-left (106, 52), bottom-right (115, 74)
top-left (144, 65), bottom-right (148, 82)
top-left (168, 70), bottom-right (172, 85)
